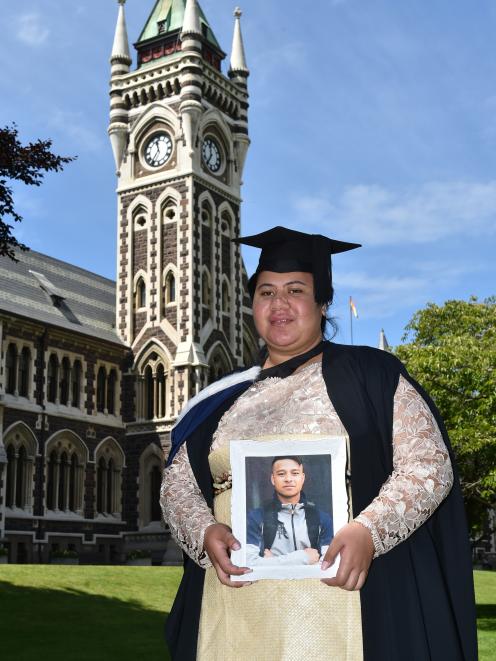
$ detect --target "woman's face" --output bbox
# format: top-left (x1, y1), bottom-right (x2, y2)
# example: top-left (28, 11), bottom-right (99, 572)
top-left (252, 271), bottom-right (324, 358)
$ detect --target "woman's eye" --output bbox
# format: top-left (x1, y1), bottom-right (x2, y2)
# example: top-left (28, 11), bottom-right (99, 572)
top-left (289, 288), bottom-right (303, 295)
top-left (260, 290), bottom-right (273, 297)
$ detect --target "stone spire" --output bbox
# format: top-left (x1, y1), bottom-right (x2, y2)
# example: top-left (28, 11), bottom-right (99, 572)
top-left (109, 0), bottom-right (131, 174)
top-left (111, 0), bottom-right (131, 76)
top-left (181, 0), bottom-right (202, 38)
top-left (229, 7), bottom-right (249, 75)
top-left (379, 329), bottom-right (391, 352)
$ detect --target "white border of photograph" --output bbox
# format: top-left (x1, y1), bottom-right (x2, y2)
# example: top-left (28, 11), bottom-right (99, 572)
top-left (230, 437), bottom-right (348, 581)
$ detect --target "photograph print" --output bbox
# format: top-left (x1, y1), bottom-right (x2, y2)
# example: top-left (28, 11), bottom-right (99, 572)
top-left (230, 437), bottom-right (349, 581)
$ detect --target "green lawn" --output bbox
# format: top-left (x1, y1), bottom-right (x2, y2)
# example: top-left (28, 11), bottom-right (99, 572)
top-left (0, 566), bottom-right (493, 660)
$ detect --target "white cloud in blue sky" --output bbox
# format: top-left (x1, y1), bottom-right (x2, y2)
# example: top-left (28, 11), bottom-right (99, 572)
top-left (1, 0), bottom-right (495, 349)
top-left (16, 12), bottom-right (50, 46)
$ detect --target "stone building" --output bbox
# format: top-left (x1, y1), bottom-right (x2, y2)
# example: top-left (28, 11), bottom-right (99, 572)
top-left (0, 0), bottom-right (258, 564)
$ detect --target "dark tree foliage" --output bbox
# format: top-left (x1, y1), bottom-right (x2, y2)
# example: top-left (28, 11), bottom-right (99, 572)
top-left (0, 124), bottom-right (75, 260)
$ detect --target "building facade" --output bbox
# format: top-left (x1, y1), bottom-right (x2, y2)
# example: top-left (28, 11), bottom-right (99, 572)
top-left (0, 0), bottom-right (258, 564)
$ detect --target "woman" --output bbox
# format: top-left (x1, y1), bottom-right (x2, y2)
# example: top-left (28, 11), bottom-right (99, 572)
top-left (161, 227), bottom-right (477, 661)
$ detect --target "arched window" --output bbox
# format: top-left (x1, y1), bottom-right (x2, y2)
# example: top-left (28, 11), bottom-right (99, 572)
top-left (72, 360), bottom-right (82, 408)
top-left (144, 365), bottom-right (154, 420)
top-left (156, 364), bottom-right (166, 419)
top-left (202, 270), bottom-right (211, 308)
top-left (47, 354), bottom-right (58, 403)
top-left (95, 439), bottom-right (123, 517)
top-left (4, 426), bottom-right (36, 512)
top-left (46, 434), bottom-right (86, 514)
top-left (136, 278), bottom-right (146, 309)
top-left (164, 271), bottom-right (176, 305)
top-left (97, 457), bottom-right (106, 514)
top-left (15, 446), bottom-right (27, 508)
top-left (209, 349), bottom-right (231, 383)
top-left (58, 451), bottom-right (68, 511)
top-left (138, 444), bottom-right (164, 528)
top-left (6, 344), bottom-right (18, 394)
top-left (107, 369), bottom-right (117, 415)
top-left (162, 202), bottom-right (176, 223)
top-left (60, 357), bottom-right (71, 406)
top-left (97, 366), bottom-right (106, 413)
top-left (201, 201), bottom-right (213, 226)
top-left (18, 347), bottom-right (31, 398)
top-left (46, 450), bottom-right (57, 511)
top-left (5, 445), bottom-right (16, 507)
top-left (221, 210), bottom-right (232, 236)
top-left (222, 281), bottom-right (231, 314)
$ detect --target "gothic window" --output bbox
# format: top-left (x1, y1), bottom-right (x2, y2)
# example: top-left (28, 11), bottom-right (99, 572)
top-left (18, 347), bottom-right (31, 397)
top-left (164, 271), bottom-right (176, 306)
top-left (5, 343), bottom-right (17, 394)
top-left (72, 360), bottom-right (82, 408)
top-left (133, 205), bottom-right (148, 230)
top-left (222, 280), bottom-right (231, 314)
top-left (47, 354), bottom-right (59, 403)
top-left (162, 202), bottom-right (176, 223)
top-left (95, 438), bottom-right (123, 517)
top-left (45, 434), bottom-right (86, 514)
top-left (97, 366), bottom-right (106, 413)
top-left (202, 270), bottom-right (211, 308)
top-left (5, 445), bottom-right (16, 507)
top-left (156, 364), bottom-right (166, 419)
top-left (201, 201), bottom-right (213, 226)
top-left (136, 278), bottom-right (146, 309)
top-left (144, 365), bottom-right (154, 420)
top-left (221, 211), bottom-right (232, 236)
top-left (209, 349), bottom-right (232, 383)
top-left (60, 357), bottom-right (71, 406)
top-left (107, 369), bottom-right (117, 415)
top-left (4, 425), bottom-right (37, 512)
top-left (139, 444), bottom-right (164, 527)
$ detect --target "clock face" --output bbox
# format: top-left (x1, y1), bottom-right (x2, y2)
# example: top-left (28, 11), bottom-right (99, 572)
top-left (144, 133), bottom-right (173, 168)
top-left (202, 137), bottom-right (222, 173)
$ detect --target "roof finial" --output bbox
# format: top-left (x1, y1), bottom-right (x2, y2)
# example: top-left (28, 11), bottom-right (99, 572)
top-left (182, 0), bottom-right (202, 38)
top-left (230, 6), bottom-right (249, 74)
top-left (111, 0), bottom-right (131, 71)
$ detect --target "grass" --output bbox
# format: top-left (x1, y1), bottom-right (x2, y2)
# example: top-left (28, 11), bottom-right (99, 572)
top-left (0, 566), bottom-right (494, 660)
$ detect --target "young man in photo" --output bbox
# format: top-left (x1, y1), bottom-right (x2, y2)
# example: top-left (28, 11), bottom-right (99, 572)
top-left (246, 456), bottom-right (333, 566)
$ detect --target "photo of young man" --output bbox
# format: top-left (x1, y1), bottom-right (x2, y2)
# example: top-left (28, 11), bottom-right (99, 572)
top-left (246, 456), bottom-right (333, 566)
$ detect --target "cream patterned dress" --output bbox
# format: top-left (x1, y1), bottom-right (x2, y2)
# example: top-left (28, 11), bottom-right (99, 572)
top-left (161, 362), bottom-right (453, 661)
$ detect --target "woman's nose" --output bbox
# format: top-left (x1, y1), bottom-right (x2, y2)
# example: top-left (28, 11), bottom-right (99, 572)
top-left (270, 292), bottom-right (289, 307)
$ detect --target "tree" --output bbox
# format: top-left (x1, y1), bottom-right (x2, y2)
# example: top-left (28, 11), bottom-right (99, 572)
top-left (395, 296), bottom-right (496, 543)
top-left (0, 124), bottom-right (75, 260)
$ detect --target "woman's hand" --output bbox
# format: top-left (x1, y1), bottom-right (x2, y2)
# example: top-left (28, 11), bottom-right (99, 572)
top-left (203, 523), bottom-right (253, 588)
top-left (320, 522), bottom-right (374, 591)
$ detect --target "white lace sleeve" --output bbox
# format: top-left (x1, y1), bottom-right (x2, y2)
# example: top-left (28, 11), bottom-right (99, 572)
top-left (160, 444), bottom-right (216, 568)
top-left (354, 374), bottom-right (454, 557)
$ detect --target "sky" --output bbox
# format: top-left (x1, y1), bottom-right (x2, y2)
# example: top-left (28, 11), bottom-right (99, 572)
top-left (1, 0), bottom-right (495, 349)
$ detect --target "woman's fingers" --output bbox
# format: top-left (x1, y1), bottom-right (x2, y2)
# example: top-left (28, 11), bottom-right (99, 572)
top-left (204, 523), bottom-right (252, 588)
top-left (320, 522), bottom-right (374, 591)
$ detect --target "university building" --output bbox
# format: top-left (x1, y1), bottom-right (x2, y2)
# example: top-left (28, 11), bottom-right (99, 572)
top-left (0, 0), bottom-right (258, 564)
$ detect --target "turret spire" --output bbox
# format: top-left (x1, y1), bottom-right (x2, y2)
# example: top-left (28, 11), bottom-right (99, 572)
top-left (111, 0), bottom-right (131, 75)
top-left (229, 7), bottom-right (249, 75)
top-left (181, 0), bottom-right (202, 38)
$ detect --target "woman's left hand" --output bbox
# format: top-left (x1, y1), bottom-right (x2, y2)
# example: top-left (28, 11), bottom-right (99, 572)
top-left (320, 521), bottom-right (374, 591)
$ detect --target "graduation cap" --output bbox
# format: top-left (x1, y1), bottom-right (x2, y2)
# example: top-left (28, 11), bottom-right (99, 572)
top-left (233, 226), bottom-right (361, 304)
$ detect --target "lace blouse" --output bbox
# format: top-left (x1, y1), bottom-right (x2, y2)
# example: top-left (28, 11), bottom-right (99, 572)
top-left (160, 363), bottom-right (453, 567)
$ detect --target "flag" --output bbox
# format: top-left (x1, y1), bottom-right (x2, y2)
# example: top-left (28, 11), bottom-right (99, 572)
top-left (349, 297), bottom-right (358, 319)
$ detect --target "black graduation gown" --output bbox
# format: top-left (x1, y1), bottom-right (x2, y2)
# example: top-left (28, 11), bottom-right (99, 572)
top-left (165, 342), bottom-right (478, 661)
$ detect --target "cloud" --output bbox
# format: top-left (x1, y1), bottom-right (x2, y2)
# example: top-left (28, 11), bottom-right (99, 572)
top-left (16, 13), bottom-right (50, 46)
top-left (293, 180), bottom-right (496, 245)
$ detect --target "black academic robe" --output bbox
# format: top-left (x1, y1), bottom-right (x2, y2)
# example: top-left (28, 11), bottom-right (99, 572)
top-left (165, 342), bottom-right (478, 661)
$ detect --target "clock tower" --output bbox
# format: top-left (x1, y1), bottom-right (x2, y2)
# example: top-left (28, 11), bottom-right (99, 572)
top-left (109, 0), bottom-right (258, 433)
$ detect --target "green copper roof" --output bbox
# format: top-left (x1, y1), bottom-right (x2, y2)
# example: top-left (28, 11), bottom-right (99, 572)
top-left (137, 0), bottom-right (221, 49)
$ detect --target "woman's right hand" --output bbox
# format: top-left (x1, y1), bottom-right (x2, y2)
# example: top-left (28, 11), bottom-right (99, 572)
top-left (203, 523), bottom-right (253, 588)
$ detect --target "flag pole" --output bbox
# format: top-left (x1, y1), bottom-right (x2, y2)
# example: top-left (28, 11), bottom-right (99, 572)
top-left (349, 296), bottom-right (354, 345)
